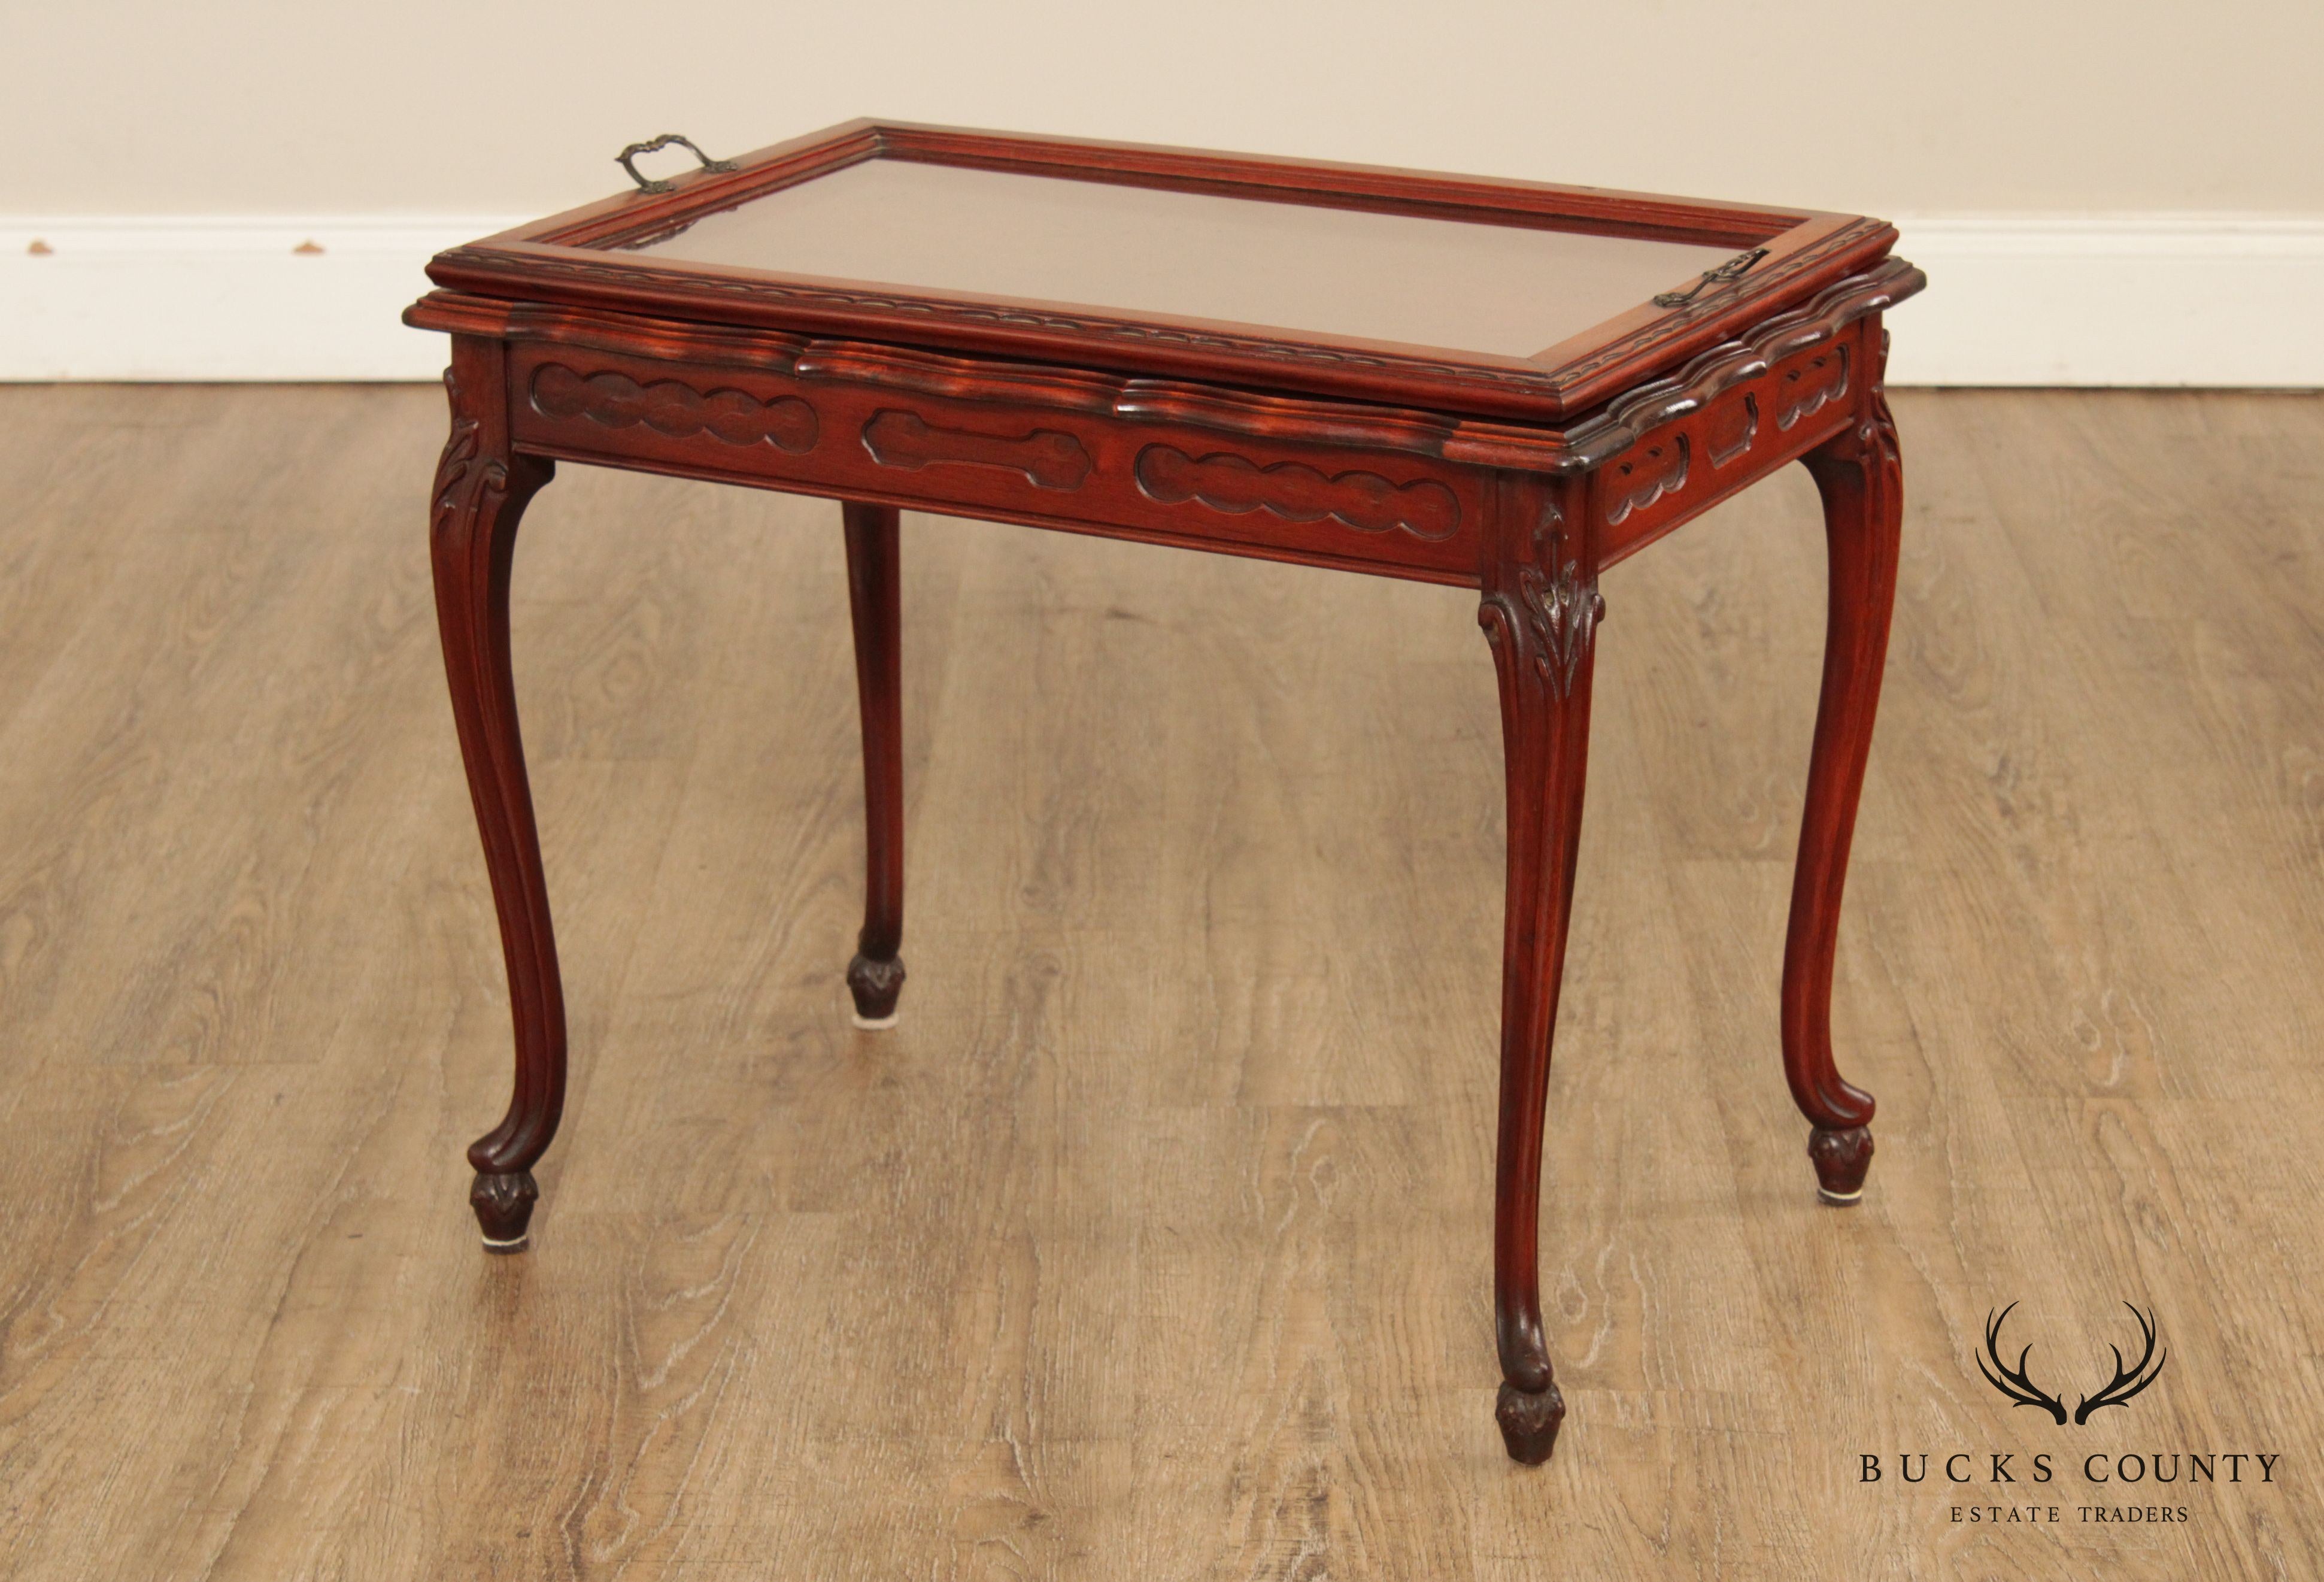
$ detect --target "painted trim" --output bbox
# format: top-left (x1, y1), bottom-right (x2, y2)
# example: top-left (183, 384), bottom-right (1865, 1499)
top-left (0, 216), bottom-right (525, 383)
top-left (1884, 214), bottom-right (2324, 387)
top-left (3, 213), bottom-right (2321, 387)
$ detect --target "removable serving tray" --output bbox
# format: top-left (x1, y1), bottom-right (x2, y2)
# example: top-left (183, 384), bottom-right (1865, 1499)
top-left (419, 120), bottom-right (1901, 425)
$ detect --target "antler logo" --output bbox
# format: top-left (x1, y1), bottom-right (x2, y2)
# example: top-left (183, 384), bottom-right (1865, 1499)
top-left (1976, 1302), bottom-right (2167, 1426)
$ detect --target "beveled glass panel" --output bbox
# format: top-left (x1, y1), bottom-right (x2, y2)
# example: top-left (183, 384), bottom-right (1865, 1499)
top-left (627, 159), bottom-right (1741, 359)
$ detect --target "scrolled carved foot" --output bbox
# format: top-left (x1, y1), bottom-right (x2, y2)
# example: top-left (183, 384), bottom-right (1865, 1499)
top-left (1495, 1380), bottom-right (1567, 1465)
top-left (846, 951), bottom-right (906, 1029)
top-left (471, 1169), bottom-right (539, 1251)
top-left (1809, 1125), bottom-right (1874, 1205)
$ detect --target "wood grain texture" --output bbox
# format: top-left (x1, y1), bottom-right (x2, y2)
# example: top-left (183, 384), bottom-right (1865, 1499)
top-left (1479, 485), bottom-right (1601, 1462)
top-left (432, 340), bottom-right (565, 1247)
top-left (1, 385), bottom-right (2322, 1575)
top-left (842, 501), bottom-right (906, 1025)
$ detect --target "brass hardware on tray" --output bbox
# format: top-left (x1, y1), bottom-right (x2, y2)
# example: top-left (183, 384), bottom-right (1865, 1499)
top-left (615, 134), bottom-right (738, 194)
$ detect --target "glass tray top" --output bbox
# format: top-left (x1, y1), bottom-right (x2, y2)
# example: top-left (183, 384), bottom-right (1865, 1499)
top-left (627, 158), bottom-right (1742, 361)
top-left (424, 124), bottom-right (1901, 423)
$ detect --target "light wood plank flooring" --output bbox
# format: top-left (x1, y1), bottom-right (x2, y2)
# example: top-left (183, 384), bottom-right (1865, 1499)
top-left (0, 386), bottom-right (2319, 1579)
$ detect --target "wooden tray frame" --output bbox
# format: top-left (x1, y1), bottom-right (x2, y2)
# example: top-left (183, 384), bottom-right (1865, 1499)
top-left (421, 119), bottom-right (1900, 424)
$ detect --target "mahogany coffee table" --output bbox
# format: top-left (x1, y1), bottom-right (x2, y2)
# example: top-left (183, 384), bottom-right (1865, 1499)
top-left (406, 120), bottom-right (1922, 1465)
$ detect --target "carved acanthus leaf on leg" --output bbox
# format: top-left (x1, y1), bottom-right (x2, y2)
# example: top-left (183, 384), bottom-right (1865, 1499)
top-left (430, 380), bottom-right (499, 541)
top-left (430, 348), bottom-right (566, 1254)
top-left (1479, 506), bottom-right (1604, 701)
top-left (1476, 494), bottom-right (1599, 1466)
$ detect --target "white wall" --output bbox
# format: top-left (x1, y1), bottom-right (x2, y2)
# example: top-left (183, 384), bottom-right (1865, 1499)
top-left (6, 0), bottom-right (2322, 384)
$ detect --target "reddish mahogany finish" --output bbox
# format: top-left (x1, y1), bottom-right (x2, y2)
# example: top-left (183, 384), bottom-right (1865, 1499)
top-left (405, 122), bottom-right (1925, 1462)
top-left (1477, 477), bottom-right (1602, 1464)
top-left (429, 336), bottom-right (564, 1251)
top-left (842, 502), bottom-right (906, 1024)
top-left (428, 120), bottom-right (1898, 426)
top-left (1789, 332), bottom-right (1904, 1205)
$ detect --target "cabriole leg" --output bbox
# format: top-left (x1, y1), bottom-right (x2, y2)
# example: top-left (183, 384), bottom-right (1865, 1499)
top-left (842, 501), bottom-right (906, 1028)
top-left (430, 338), bottom-right (563, 1252)
top-left (1786, 332), bottom-right (1903, 1205)
top-left (1477, 495), bottom-right (1601, 1465)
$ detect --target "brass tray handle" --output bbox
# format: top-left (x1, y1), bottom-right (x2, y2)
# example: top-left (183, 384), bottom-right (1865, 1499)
top-left (1653, 247), bottom-right (1771, 309)
top-left (616, 134), bottom-right (739, 195)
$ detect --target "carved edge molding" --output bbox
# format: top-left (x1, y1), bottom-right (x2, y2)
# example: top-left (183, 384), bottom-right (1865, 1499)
top-left (530, 362), bottom-right (818, 452)
top-left (863, 410), bottom-right (1094, 490)
top-left (1133, 444), bottom-right (1461, 541)
top-left (797, 340), bottom-right (1118, 413)
top-left (1552, 220), bottom-right (1894, 384)
top-left (515, 349), bottom-right (1460, 537)
top-left (444, 311), bottom-right (1465, 453)
top-left (1116, 380), bottom-right (1458, 453)
top-left (1549, 255), bottom-right (1922, 472)
top-left (1602, 435), bottom-right (1689, 526)
top-left (428, 217), bottom-right (1896, 403)
top-left (1774, 347), bottom-right (1849, 431)
top-left (408, 254), bottom-right (1922, 475)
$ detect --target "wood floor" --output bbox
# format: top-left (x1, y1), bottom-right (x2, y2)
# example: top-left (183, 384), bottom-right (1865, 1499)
top-left (0, 384), bottom-right (2319, 1580)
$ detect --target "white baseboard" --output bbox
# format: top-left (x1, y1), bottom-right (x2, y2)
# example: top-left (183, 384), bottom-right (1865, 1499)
top-left (0, 217), bottom-right (523, 383)
top-left (1883, 216), bottom-right (2324, 386)
top-left (4, 213), bottom-right (2320, 387)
